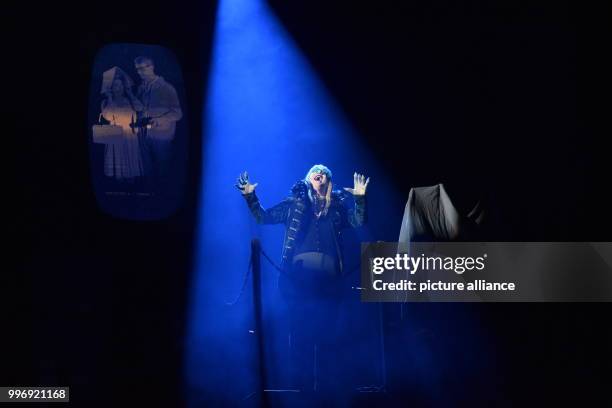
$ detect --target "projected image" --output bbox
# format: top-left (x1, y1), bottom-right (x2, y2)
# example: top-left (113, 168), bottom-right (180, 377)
top-left (89, 44), bottom-right (188, 220)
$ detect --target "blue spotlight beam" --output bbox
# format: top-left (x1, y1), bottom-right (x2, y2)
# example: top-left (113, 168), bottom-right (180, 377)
top-left (185, 0), bottom-right (401, 405)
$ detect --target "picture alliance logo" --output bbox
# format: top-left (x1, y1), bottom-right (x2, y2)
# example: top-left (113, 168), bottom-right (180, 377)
top-left (371, 253), bottom-right (488, 275)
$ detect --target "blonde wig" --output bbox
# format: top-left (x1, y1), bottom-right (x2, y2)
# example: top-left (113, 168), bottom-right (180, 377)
top-left (304, 164), bottom-right (333, 217)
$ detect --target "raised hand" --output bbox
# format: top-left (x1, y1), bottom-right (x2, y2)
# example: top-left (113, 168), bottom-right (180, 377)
top-left (344, 172), bottom-right (370, 196)
top-left (235, 171), bottom-right (258, 195)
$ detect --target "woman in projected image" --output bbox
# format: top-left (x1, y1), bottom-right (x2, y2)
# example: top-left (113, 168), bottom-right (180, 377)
top-left (100, 72), bottom-right (144, 183)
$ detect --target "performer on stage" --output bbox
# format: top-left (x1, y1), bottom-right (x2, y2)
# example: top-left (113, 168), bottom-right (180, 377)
top-left (236, 164), bottom-right (369, 396)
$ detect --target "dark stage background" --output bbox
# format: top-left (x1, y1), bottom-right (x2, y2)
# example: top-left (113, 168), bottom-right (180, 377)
top-left (9, 0), bottom-right (611, 406)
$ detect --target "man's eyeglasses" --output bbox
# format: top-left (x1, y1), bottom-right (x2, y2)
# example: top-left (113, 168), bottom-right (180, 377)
top-left (135, 64), bottom-right (152, 71)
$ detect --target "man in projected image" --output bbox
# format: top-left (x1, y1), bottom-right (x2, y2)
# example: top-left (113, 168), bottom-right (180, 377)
top-left (236, 164), bottom-right (369, 396)
top-left (133, 56), bottom-right (182, 195)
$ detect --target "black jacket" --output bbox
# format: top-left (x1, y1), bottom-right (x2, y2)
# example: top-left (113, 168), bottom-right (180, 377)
top-left (243, 181), bottom-right (367, 275)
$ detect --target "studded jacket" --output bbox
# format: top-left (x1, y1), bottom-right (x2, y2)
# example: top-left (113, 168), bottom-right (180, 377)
top-left (243, 180), bottom-right (367, 275)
